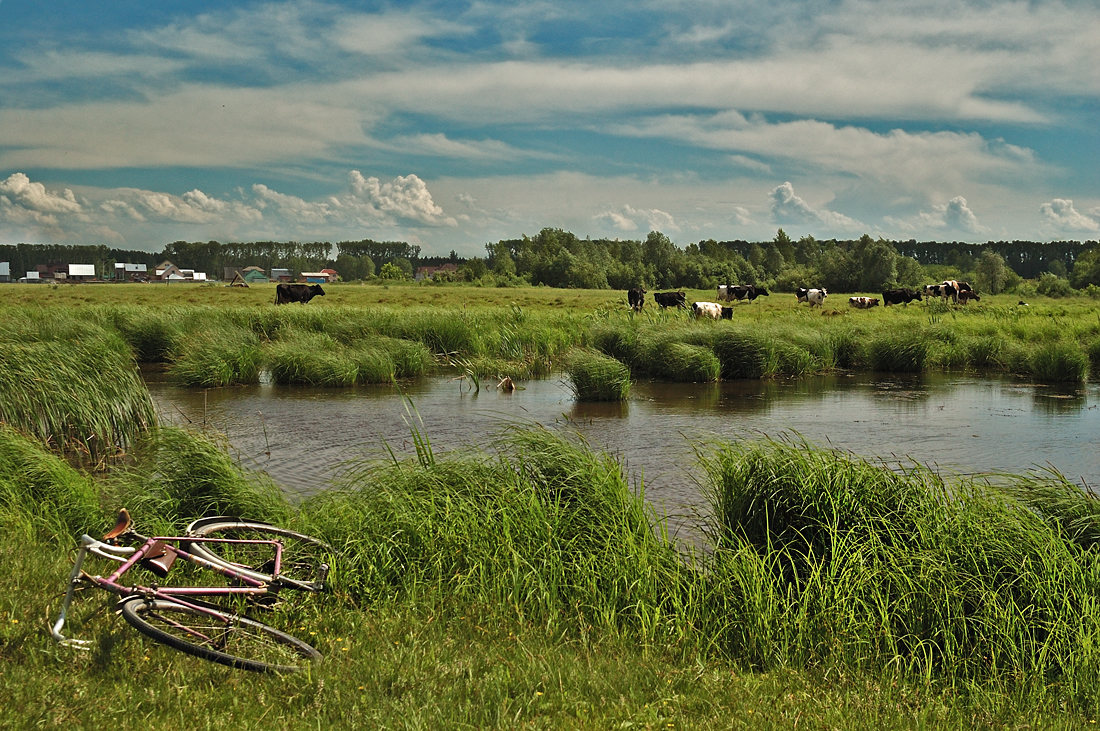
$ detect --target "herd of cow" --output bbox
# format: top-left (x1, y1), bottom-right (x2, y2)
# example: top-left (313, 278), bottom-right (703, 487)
top-left (626, 279), bottom-right (981, 319)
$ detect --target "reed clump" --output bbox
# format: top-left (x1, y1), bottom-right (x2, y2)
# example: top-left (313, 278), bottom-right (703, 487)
top-left (105, 426), bottom-right (291, 532)
top-left (1028, 341), bottom-right (1090, 382)
top-left (0, 331), bottom-right (155, 458)
top-left (266, 331), bottom-right (358, 386)
top-left (305, 426), bottom-right (688, 637)
top-left (698, 437), bottom-right (1100, 703)
top-left (168, 326), bottom-right (264, 387)
top-left (565, 348), bottom-right (632, 401)
top-left (0, 424), bottom-right (103, 542)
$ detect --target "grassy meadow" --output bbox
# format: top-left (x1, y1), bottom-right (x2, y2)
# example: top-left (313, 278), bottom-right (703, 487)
top-left (2, 280), bottom-right (1100, 728)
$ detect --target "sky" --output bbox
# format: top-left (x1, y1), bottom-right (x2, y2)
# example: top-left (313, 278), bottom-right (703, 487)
top-left (1, 0), bottom-right (1098, 257)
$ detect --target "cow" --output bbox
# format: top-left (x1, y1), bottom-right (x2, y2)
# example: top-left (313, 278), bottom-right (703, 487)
top-left (923, 284), bottom-right (943, 299)
top-left (849, 296), bottom-right (880, 309)
top-left (691, 301), bottom-right (723, 319)
top-left (882, 288), bottom-right (922, 306)
top-left (719, 284), bottom-right (770, 302)
top-left (274, 283), bottom-right (325, 305)
top-left (940, 281), bottom-right (959, 304)
top-left (627, 287), bottom-right (646, 312)
top-left (796, 288), bottom-right (827, 307)
top-left (721, 306), bottom-right (734, 319)
top-left (958, 290), bottom-right (981, 304)
top-left (653, 291), bottom-right (687, 309)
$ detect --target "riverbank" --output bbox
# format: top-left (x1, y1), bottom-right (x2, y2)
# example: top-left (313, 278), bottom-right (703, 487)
top-left (4, 421), bottom-right (1099, 728)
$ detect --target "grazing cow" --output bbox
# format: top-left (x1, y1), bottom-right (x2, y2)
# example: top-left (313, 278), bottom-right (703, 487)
top-left (881, 288), bottom-right (922, 306)
top-left (627, 287), bottom-right (646, 312)
top-left (721, 306), bottom-right (734, 319)
top-left (653, 291), bottom-right (687, 309)
top-left (274, 283), bottom-right (325, 305)
top-left (796, 288), bottom-right (827, 307)
top-left (849, 296), bottom-right (880, 309)
top-left (958, 290), bottom-right (981, 304)
top-left (691, 301), bottom-right (723, 319)
top-left (718, 284), bottom-right (770, 302)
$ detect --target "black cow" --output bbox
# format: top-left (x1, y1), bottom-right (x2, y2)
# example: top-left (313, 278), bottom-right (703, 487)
top-left (881, 288), bottom-right (922, 306)
top-left (727, 284), bottom-right (770, 301)
top-left (653, 291), bottom-right (687, 308)
top-left (627, 287), bottom-right (646, 312)
top-left (275, 283), bottom-right (326, 305)
top-left (720, 306), bottom-right (734, 319)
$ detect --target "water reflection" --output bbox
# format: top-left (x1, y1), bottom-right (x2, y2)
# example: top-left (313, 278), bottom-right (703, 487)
top-left (146, 372), bottom-right (1100, 543)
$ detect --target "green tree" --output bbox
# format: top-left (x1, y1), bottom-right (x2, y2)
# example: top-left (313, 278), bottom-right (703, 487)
top-left (851, 235), bottom-right (898, 291)
top-left (975, 249), bottom-right (1010, 294)
top-left (378, 261), bottom-right (406, 280)
top-left (1071, 245), bottom-right (1100, 288)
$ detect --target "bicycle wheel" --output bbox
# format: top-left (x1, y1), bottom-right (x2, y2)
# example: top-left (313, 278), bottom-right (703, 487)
top-left (120, 597), bottom-right (320, 673)
top-left (184, 519), bottom-right (334, 591)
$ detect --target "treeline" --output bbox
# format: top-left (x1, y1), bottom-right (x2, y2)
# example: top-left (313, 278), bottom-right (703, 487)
top-left (482, 229), bottom-right (1100, 295)
top-left (4, 231), bottom-right (1100, 294)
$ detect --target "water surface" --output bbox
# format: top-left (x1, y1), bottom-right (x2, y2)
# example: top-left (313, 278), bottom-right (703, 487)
top-left (147, 373), bottom-right (1100, 541)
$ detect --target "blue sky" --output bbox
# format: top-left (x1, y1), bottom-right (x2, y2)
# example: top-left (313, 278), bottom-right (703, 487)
top-left (1, 0), bottom-right (1098, 256)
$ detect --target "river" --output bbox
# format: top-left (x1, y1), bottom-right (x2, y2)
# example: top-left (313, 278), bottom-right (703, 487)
top-left (146, 373), bottom-right (1100, 542)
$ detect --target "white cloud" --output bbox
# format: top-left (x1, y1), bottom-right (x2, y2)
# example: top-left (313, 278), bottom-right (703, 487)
top-left (884, 195), bottom-right (987, 236)
top-left (346, 171), bottom-right (456, 226)
top-left (769, 182), bottom-right (861, 231)
top-left (1040, 199), bottom-right (1100, 234)
top-left (0, 173), bottom-right (82, 214)
top-left (594, 205), bottom-right (677, 232)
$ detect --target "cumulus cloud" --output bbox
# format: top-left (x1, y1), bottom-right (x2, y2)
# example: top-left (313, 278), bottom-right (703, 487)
top-left (594, 204), bottom-right (676, 232)
top-left (769, 182), bottom-right (861, 231)
top-left (1040, 198), bottom-right (1100, 233)
top-left (0, 173), bottom-right (82, 215)
top-left (346, 171), bottom-right (456, 226)
top-left (885, 195), bottom-right (987, 236)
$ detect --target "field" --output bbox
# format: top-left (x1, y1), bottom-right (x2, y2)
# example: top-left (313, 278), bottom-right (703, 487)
top-left (3, 281), bottom-right (1100, 728)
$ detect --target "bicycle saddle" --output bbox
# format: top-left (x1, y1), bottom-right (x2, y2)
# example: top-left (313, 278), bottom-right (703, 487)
top-left (102, 509), bottom-right (133, 540)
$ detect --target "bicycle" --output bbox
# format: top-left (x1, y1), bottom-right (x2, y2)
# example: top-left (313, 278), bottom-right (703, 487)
top-left (50, 509), bottom-right (334, 673)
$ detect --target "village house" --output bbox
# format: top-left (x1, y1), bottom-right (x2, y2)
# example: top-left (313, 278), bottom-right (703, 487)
top-left (414, 263), bottom-right (459, 281)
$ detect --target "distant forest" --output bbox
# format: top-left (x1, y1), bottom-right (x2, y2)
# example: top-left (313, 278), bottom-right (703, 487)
top-left (4, 229), bottom-right (1100, 295)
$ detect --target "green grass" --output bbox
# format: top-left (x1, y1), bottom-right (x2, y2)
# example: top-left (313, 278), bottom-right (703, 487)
top-left (5, 417), bottom-right (1100, 726)
top-left (0, 325), bottom-right (155, 458)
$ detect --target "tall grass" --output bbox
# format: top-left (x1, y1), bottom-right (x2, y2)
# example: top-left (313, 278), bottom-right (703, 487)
top-left (306, 426), bottom-right (688, 639)
top-left (1028, 341), bottom-right (1090, 382)
top-left (565, 348), bottom-right (632, 401)
top-left (0, 424), bottom-right (103, 542)
top-left (0, 331), bottom-right (155, 457)
top-left (168, 326), bottom-right (264, 387)
top-left (267, 330), bottom-right (358, 386)
top-left (698, 437), bottom-right (1100, 704)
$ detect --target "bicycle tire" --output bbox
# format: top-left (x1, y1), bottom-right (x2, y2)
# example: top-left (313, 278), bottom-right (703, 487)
top-left (120, 597), bottom-right (321, 673)
top-left (184, 519), bottom-right (334, 591)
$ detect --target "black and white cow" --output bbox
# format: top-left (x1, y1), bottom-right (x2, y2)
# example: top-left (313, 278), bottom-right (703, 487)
top-left (627, 287), bottom-right (646, 312)
top-left (796, 287), bottom-right (827, 307)
top-left (718, 284), bottom-right (770, 302)
top-left (691, 301), bottom-right (723, 319)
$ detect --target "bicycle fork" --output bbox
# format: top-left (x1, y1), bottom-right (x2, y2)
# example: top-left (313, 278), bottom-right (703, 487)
top-left (50, 535), bottom-right (134, 647)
